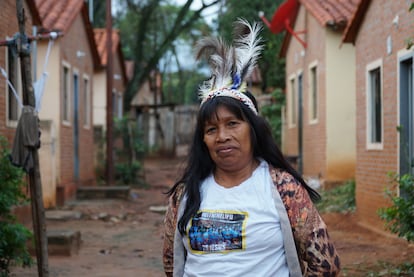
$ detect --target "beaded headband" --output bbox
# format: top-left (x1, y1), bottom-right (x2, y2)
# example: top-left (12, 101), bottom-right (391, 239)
top-left (195, 19), bottom-right (263, 115)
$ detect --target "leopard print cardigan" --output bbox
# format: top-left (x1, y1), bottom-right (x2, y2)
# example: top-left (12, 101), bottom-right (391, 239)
top-left (163, 167), bottom-right (340, 276)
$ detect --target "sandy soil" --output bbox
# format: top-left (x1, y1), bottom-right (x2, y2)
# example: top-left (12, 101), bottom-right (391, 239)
top-left (10, 156), bottom-right (414, 277)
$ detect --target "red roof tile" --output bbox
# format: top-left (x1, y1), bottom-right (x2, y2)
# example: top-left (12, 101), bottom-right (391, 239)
top-left (94, 28), bottom-right (127, 83)
top-left (94, 29), bottom-right (120, 66)
top-left (34, 0), bottom-right (84, 32)
top-left (34, 0), bottom-right (102, 70)
top-left (279, 0), bottom-right (362, 57)
top-left (300, 0), bottom-right (361, 29)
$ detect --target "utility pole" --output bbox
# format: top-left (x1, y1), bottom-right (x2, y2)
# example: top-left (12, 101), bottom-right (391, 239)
top-left (106, 0), bottom-right (114, 185)
top-left (15, 0), bottom-right (49, 276)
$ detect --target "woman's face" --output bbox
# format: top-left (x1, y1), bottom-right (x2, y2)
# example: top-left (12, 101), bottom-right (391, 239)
top-left (203, 105), bottom-right (253, 172)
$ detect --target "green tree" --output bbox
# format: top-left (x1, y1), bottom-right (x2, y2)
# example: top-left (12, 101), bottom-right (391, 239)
top-left (216, 0), bottom-right (286, 91)
top-left (261, 88), bottom-right (285, 145)
top-left (0, 137), bottom-right (33, 275)
top-left (114, 0), bottom-right (221, 110)
top-left (87, 0), bottom-right (106, 28)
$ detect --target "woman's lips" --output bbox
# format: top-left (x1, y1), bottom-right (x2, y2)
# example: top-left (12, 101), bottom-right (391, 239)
top-left (216, 146), bottom-right (234, 154)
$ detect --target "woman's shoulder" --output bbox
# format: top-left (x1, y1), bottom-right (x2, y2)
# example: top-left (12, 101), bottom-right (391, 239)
top-left (268, 166), bottom-right (300, 187)
top-left (169, 183), bottom-right (186, 207)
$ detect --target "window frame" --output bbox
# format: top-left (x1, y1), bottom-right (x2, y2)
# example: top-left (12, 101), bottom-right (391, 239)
top-left (5, 38), bottom-right (23, 127)
top-left (288, 74), bottom-right (297, 128)
top-left (308, 61), bottom-right (318, 124)
top-left (83, 74), bottom-right (91, 128)
top-left (62, 61), bottom-right (71, 125)
top-left (366, 59), bottom-right (384, 150)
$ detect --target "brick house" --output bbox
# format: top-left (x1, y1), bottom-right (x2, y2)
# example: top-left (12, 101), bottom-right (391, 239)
top-left (343, 0), bottom-right (414, 231)
top-left (279, 0), bottom-right (360, 187)
top-left (0, 0), bottom-right (41, 142)
top-left (93, 29), bottom-right (127, 174)
top-left (34, 0), bottom-right (101, 206)
top-left (93, 28), bottom-right (126, 129)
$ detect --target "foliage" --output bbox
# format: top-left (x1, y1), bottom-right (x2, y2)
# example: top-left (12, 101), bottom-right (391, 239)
top-left (316, 180), bottom-right (356, 213)
top-left (378, 172), bottom-right (414, 242)
top-left (162, 69), bottom-right (207, 104)
top-left (261, 88), bottom-right (285, 146)
top-left (114, 0), bottom-right (220, 109)
top-left (114, 160), bottom-right (142, 186)
top-left (216, 0), bottom-right (286, 91)
top-left (342, 260), bottom-right (414, 277)
top-left (89, 0), bottom-right (106, 28)
top-left (0, 137), bottom-right (33, 275)
top-left (112, 117), bottom-right (146, 186)
top-left (405, 2), bottom-right (414, 49)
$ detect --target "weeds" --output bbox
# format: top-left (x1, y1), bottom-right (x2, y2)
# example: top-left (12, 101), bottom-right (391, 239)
top-left (316, 179), bottom-right (356, 213)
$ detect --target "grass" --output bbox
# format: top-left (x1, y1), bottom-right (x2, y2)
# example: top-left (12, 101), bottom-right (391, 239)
top-left (315, 179), bottom-right (414, 276)
top-left (316, 179), bottom-right (356, 213)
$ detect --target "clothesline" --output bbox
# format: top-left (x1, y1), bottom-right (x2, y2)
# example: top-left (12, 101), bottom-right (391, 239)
top-left (0, 31), bottom-right (62, 47)
top-left (0, 31), bottom-right (61, 112)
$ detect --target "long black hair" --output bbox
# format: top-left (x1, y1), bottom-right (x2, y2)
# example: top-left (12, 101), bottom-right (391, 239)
top-left (168, 93), bottom-right (320, 235)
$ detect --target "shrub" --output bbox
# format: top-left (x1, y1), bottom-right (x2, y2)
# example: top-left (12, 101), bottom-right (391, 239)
top-left (378, 172), bottom-right (414, 242)
top-left (316, 179), bottom-right (356, 213)
top-left (261, 88), bottom-right (285, 146)
top-left (0, 137), bottom-right (33, 276)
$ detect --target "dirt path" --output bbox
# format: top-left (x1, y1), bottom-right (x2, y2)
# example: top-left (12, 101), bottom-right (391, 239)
top-left (11, 156), bottom-right (414, 276)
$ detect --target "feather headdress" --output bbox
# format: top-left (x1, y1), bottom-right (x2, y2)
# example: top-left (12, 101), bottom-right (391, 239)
top-left (195, 19), bottom-right (263, 114)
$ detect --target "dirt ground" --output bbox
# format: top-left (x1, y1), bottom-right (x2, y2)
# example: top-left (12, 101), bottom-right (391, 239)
top-left (11, 155), bottom-right (414, 277)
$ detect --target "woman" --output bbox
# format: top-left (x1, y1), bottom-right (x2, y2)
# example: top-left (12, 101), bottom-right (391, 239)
top-left (163, 19), bottom-right (340, 277)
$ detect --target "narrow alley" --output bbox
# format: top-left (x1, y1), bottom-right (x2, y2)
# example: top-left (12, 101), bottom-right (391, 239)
top-left (10, 153), bottom-right (414, 277)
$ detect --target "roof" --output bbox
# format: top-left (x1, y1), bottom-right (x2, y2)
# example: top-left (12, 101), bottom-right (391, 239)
top-left (34, 0), bottom-right (83, 33)
top-left (26, 0), bottom-right (42, 26)
top-left (301, 0), bottom-right (360, 30)
top-left (342, 0), bottom-right (372, 43)
top-left (279, 0), bottom-right (361, 57)
top-left (34, 0), bottom-right (101, 69)
top-left (94, 28), bottom-right (127, 83)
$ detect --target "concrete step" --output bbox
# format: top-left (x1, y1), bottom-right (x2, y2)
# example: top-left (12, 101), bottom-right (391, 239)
top-left (47, 230), bottom-right (81, 256)
top-left (29, 229), bottom-right (81, 256)
top-left (46, 210), bottom-right (82, 221)
top-left (76, 186), bottom-right (130, 200)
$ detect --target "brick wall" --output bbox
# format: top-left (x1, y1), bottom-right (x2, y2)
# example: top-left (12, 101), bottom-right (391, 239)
top-left (59, 13), bottom-right (96, 202)
top-left (354, 0), bottom-right (413, 230)
top-left (0, 0), bottom-right (35, 144)
top-left (284, 6), bottom-right (327, 179)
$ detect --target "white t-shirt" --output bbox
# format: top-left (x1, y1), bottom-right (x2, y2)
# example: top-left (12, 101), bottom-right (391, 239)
top-left (182, 160), bottom-right (289, 277)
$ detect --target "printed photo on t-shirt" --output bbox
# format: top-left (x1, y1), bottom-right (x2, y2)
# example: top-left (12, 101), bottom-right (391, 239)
top-left (187, 210), bottom-right (248, 254)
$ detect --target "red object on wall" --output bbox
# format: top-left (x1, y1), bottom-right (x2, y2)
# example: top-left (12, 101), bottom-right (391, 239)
top-left (260, 0), bottom-right (306, 48)
top-left (270, 0), bottom-right (299, 33)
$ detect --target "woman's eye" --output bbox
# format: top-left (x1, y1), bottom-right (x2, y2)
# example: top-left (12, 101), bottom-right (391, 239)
top-left (228, 121), bottom-right (239, 127)
top-left (205, 127), bottom-right (216, 134)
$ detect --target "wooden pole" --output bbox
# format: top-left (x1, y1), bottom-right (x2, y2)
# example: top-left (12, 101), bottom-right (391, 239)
top-left (15, 1), bottom-right (49, 276)
top-left (106, 0), bottom-right (114, 185)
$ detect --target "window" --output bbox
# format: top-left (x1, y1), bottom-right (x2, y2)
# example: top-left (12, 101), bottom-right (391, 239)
top-left (6, 40), bottom-right (22, 125)
top-left (112, 89), bottom-right (117, 117)
top-left (83, 76), bottom-right (90, 127)
top-left (289, 76), bottom-right (296, 127)
top-left (366, 61), bottom-right (383, 147)
top-left (111, 90), bottom-right (123, 119)
top-left (309, 64), bottom-right (318, 122)
top-left (62, 64), bottom-right (70, 123)
top-left (117, 93), bottom-right (123, 119)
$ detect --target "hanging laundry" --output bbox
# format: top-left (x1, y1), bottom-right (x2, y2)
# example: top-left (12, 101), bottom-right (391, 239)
top-left (9, 106), bottom-right (41, 173)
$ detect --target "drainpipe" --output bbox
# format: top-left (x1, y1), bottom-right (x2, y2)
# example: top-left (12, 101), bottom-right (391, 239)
top-left (32, 26), bottom-right (37, 81)
top-left (298, 74), bottom-right (303, 174)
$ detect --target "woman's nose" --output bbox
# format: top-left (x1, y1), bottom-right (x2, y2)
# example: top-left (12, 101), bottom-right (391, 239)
top-left (216, 127), bottom-right (230, 142)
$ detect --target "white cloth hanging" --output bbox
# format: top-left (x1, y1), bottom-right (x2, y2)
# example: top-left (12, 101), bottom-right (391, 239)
top-left (33, 32), bottom-right (57, 112)
top-left (1, 32), bottom-right (57, 112)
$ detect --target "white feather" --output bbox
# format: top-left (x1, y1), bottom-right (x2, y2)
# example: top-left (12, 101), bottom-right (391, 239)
top-left (233, 18), bottom-right (263, 82)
